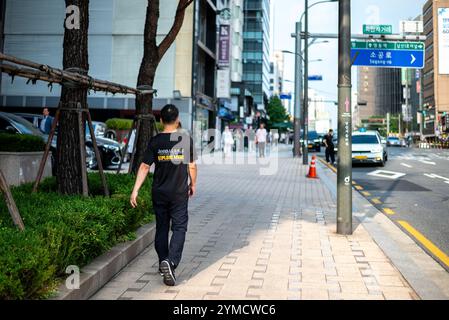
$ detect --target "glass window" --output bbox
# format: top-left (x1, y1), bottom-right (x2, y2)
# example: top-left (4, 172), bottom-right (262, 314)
top-left (352, 135), bottom-right (379, 144)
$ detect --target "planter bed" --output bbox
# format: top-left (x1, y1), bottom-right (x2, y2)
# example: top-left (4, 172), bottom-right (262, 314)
top-left (0, 173), bottom-right (154, 300)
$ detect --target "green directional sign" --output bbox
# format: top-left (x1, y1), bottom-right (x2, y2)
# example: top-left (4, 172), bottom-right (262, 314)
top-left (351, 41), bottom-right (425, 51)
top-left (363, 24), bottom-right (393, 35)
top-left (351, 40), bottom-right (425, 69)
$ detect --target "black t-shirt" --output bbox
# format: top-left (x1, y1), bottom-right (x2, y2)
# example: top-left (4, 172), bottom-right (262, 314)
top-left (143, 131), bottom-right (197, 201)
top-left (324, 134), bottom-right (334, 149)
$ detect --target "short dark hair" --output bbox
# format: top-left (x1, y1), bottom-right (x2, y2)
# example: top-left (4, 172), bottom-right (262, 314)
top-left (160, 104), bottom-right (179, 124)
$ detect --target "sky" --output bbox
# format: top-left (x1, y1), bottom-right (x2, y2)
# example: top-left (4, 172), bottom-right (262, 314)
top-left (272, 0), bottom-right (426, 129)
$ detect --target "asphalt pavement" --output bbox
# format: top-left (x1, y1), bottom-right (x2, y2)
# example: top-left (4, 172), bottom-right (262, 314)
top-left (318, 146), bottom-right (449, 272)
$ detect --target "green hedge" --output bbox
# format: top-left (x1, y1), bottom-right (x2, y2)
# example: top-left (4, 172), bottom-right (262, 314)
top-left (106, 118), bottom-right (165, 133)
top-left (0, 173), bottom-right (153, 300)
top-left (105, 118), bottom-right (133, 130)
top-left (0, 134), bottom-right (45, 152)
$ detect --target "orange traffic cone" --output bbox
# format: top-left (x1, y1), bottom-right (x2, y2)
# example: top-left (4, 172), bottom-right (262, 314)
top-left (307, 155), bottom-right (319, 179)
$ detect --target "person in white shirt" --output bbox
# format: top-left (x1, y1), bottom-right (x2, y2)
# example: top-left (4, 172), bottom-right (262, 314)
top-left (222, 126), bottom-right (234, 157)
top-left (255, 123), bottom-right (267, 158)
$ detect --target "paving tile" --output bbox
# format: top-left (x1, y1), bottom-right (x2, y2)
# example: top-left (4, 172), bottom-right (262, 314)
top-left (91, 150), bottom-right (417, 301)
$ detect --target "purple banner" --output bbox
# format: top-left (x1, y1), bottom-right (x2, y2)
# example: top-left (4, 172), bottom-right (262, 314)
top-left (218, 25), bottom-right (231, 67)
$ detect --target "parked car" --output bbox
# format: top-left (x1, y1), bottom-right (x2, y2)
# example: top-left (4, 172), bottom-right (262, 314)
top-left (9, 112), bottom-right (123, 169)
top-left (0, 112), bottom-right (57, 173)
top-left (300, 130), bottom-right (321, 152)
top-left (15, 113), bottom-right (106, 138)
top-left (352, 130), bottom-right (388, 167)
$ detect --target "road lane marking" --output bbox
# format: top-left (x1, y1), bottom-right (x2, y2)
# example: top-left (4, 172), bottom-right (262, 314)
top-left (383, 208), bottom-right (395, 215)
top-left (367, 170), bottom-right (406, 180)
top-left (371, 198), bottom-right (382, 205)
top-left (361, 191), bottom-right (371, 197)
top-left (400, 163), bottom-right (413, 168)
top-left (397, 221), bottom-right (449, 268)
top-left (355, 185), bottom-right (363, 191)
top-left (424, 173), bottom-right (449, 184)
top-left (420, 160), bottom-right (436, 165)
top-left (318, 157), bottom-right (337, 173)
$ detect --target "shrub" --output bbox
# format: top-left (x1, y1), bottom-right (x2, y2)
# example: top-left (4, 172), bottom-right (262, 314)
top-left (106, 118), bottom-right (164, 133)
top-left (105, 118), bottom-right (133, 130)
top-left (0, 173), bottom-right (154, 299)
top-left (0, 133), bottom-right (45, 152)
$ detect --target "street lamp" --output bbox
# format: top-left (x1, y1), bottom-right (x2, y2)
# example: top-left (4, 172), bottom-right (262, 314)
top-left (302, 0), bottom-right (338, 165)
top-left (289, 0), bottom-right (337, 159)
top-left (282, 50), bottom-right (323, 64)
top-left (282, 46), bottom-right (326, 158)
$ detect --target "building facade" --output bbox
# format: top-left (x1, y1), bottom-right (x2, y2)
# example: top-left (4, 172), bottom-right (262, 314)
top-left (268, 50), bottom-right (284, 97)
top-left (0, 0), bottom-right (222, 135)
top-left (242, 0), bottom-right (270, 110)
top-left (423, 0), bottom-right (449, 136)
top-left (376, 68), bottom-right (403, 116)
top-left (356, 66), bottom-right (379, 121)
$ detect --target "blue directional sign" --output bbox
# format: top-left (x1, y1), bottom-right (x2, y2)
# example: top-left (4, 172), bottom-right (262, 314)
top-left (280, 93), bottom-right (292, 100)
top-left (308, 75), bottom-right (323, 81)
top-left (351, 41), bottom-right (425, 69)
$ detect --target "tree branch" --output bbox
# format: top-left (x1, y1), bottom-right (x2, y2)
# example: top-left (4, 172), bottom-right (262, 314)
top-left (157, 0), bottom-right (194, 61)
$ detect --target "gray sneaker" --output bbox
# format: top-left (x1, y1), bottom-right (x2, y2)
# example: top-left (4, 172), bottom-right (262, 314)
top-left (159, 260), bottom-right (176, 286)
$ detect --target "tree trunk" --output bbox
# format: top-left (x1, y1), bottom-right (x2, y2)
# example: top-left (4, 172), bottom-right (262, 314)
top-left (56, 0), bottom-right (89, 194)
top-left (131, 0), bottom-right (193, 173)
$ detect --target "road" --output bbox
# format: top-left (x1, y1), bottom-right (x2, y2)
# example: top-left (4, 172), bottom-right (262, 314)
top-left (319, 146), bottom-right (449, 272)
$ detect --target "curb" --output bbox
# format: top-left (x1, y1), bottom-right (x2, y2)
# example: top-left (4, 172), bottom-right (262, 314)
top-left (51, 222), bottom-right (156, 300)
top-left (316, 160), bottom-right (449, 300)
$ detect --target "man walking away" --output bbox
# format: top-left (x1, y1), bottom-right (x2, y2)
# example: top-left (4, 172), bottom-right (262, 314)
top-left (323, 129), bottom-right (335, 165)
top-left (40, 108), bottom-right (54, 134)
top-left (130, 104), bottom-right (197, 286)
top-left (256, 123), bottom-right (267, 158)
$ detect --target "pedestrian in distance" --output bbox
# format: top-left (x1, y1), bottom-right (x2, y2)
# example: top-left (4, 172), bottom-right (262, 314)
top-left (222, 126), bottom-right (234, 157)
top-left (273, 131), bottom-right (279, 146)
top-left (323, 129), bottom-right (336, 165)
top-left (130, 104), bottom-right (197, 286)
top-left (256, 123), bottom-right (268, 158)
top-left (39, 107), bottom-right (54, 134)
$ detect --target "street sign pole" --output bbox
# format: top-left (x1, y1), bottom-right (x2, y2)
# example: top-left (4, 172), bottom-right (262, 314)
top-left (293, 21), bottom-right (303, 158)
top-left (337, 0), bottom-right (352, 235)
top-left (303, 0), bottom-right (309, 165)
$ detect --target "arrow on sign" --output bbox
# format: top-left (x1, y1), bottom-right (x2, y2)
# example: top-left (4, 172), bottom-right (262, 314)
top-left (411, 54), bottom-right (416, 64)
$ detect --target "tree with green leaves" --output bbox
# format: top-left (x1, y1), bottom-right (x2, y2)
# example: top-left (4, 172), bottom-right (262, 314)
top-left (132, 0), bottom-right (194, 173)
top-left (266, 95), bottom-right (290, 130)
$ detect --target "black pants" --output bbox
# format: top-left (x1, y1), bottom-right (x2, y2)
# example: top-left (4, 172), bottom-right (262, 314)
top-left (325, 147), bottom-right (335, 164)
top-left (153, 196), bottom-right (189, 269)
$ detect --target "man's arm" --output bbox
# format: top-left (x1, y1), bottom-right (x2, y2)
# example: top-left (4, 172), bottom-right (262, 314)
top-left (323, 136), bottom-right (329, 148)
top-left (188, 162), bottom-right (197, 197)
top-left (130, 163), bottom-right (150, 208)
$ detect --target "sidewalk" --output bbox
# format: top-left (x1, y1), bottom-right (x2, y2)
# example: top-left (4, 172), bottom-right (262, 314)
top-left (91, 145), bottom-right (446, 300)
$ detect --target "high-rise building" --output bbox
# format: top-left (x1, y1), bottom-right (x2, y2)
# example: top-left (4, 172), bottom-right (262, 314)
top-left (217, 0), bottom-right (246, 128)
top-left (242, 0), bottom-right (270, 110)
top-left (422, 0), bottom-right (449, 136)
top-left (376, 68), bottom-right (403, 116)
top-left (356, 67), bottom-right (378, 120)
top-left (268, 50), bottom-right (284, 97)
